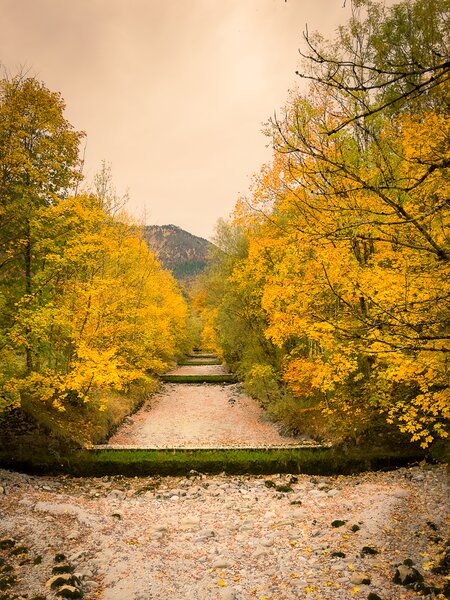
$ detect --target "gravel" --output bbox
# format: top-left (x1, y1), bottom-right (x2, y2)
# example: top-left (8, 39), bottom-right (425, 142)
top-left (0, 464), bottom-right (448, 599)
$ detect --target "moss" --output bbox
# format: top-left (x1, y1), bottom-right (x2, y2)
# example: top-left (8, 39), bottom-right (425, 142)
top-left (0, 445), bottom-right (426, 477)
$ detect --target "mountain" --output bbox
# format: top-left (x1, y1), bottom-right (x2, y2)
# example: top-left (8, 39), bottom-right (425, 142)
top-left (143, 224), bottom-right (213, 280)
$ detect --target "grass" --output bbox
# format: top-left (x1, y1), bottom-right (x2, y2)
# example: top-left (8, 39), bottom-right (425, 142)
top-left (161, 374), bottom-right (237, 384)
top-left (0, 445), bottom-right (427, 477)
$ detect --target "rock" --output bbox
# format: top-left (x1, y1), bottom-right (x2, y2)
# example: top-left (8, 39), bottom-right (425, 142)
top-left (84, 580), bottom-right (99, 589)
top-left (56, 585), bottom-right (83, 598)
top-left (180, 516), bottom-right (201, 528)
top-left (351, 574), bottom-right (371, 585)
top-left (211, 558), bottom-right (232, 569)
top-left (47, 574), bottom-right (81, 589)
top-left (52, 564), bottom-right (75, 575)
top-left (274, 484), bottom-right (293, 493)
top-left (393, 490), bottom-right (409, 499)
top-left (108, 489), bottom-right (126, 499)
top-left (42, 485), bottom-right (53, 492)
top-left (361, 546), bottom-right (379, 556)
top-left (54, 553), bottom-right (67, 563)
top-left (220, 588), bottom-right (237, 600)
top-left (195, 529), bottom-right (215, 541)
top-left (0, 573), bottom-right (17, 591)
top-left (309, 490), bottom-right (327, 498)
top-left (0, 485), bottom-right (4, 495)
top-left (331, 520), bottom-right (347, 528)
top-left (393, 564), bottom-right (424, 586)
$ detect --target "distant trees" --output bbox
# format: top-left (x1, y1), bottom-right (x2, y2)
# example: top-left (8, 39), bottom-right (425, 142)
top-left (199, 0), bottom-right (449, 446)
top-left (0, 75), bottom-right (188, 414)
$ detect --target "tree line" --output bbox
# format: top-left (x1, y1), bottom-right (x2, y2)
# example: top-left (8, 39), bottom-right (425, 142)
top-left (195, 0), bottom-right (449, 447)
top-left (0, 75), bottom-right (188, 418)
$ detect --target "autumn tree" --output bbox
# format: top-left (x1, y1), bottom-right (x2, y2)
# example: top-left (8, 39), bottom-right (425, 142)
top-left (0, 75), bottom-right (84, 375)
top-left (204, 0), bottom-right (449, 446)
top-left (0, 75), bottom-right (189, 416)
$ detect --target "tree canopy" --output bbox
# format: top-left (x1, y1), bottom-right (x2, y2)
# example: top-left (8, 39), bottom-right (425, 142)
top-left (197, 0), bottom-right (449, 447)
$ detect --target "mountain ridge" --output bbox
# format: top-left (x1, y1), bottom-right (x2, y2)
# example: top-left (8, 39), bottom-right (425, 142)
top-left (143, 224), bottom-right (213, 280)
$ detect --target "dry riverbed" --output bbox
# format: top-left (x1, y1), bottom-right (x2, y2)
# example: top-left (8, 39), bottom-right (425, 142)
top-left (107, 383), bottom-right (309, 449)
top-left (0, 464), bottom-right (448, 599)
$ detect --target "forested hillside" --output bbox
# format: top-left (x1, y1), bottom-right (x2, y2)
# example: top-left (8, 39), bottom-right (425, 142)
top-left (144, 224), bottom-right (212, 281)
top-left (0, 76), bottom-right (189, 445)
top-left (195, 0), bottom-right (450, 450)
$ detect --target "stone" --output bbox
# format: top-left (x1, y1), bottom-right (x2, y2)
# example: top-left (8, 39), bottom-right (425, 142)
top-left (108, 490), bottom-right (125, 499)
top-left (54, 553), bottom-right (67, 563)
top-left (180, 516), bottom-right (201, 527)
top-left (331, 520), bottom-right (347, 528)
top-left (361, 546), bottom-right (379, 556)
top-left (309, 490), bottom-right (327, 498)
top-left (52, 564), bottom-right (75, 575)
top-left (47, 574), bottom-right (81, 590)
top-left (0, 486), bottom-right (4, 495)
top-left (351, 574), bottom-right (371, 585)
top-left (393, 564), bottom-right (424, 586)
top-left (253, 546), bottom-right (268, 558)
top-left (0, 573), bottom-right (17, 591)
top-left (211, 558), bottom-right (232, 569)
top-left (56, 585), bottom-right (83, 598)
top-left (194, 529), bottom-right (215, 542)
top-left (393, 490), bottom-right (409, 499)
top-left (220, 588), bottom-right (237, 600)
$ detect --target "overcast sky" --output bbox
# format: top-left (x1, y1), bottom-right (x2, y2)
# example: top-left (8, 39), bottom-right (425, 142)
top-left (2, 0), bottom-right (356, 239)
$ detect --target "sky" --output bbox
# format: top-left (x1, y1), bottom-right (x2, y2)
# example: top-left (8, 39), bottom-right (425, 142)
top-left (1, 0), bottom-right (356, 240)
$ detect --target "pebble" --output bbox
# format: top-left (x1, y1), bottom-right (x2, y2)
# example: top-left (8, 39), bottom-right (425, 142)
top-left (220, 588), bottom-right (237, 600)
top-left (211, 557), bottom-right (232, 569)
top-left (351, 573), bottom-right (371, 585)
top-left (0, 466), bottom-right (447, 599)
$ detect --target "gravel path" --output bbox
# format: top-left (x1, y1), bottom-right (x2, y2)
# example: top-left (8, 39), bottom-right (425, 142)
top-left (165, 365), bottom-right (230, 376)
top-left (107, 383), bottom-right (308, 448)
top-left (0, 465), bottom-right (448, 599)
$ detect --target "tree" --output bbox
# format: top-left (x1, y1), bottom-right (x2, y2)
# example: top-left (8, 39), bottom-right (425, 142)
top-left (0, 76), bottom-right (189, 415)
top-left (0, 75), bottom-right (84, 373)
top-left (205, 0), bottom-right (449, 446)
